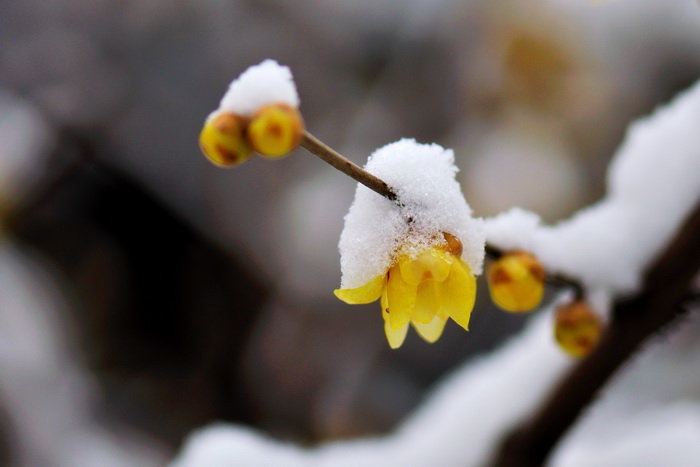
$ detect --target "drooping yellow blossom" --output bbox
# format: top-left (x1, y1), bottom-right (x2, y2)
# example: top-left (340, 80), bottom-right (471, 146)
top-left (487, 251), bottom-right (544, 313)
top-left (199, 112), bottom-right (252, 167)
top-left (247, 104), bottom-right (304, 158)
top-left (554, 300), bottom-right (602, 358)
top-left (334, 233), bottom-right (476, 349)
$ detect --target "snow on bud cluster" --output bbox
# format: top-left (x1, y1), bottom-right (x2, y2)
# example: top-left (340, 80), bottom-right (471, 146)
top-left (199, 60), bottom-right (304, 167)
top-left (336, 139), bottom-right (485, 348)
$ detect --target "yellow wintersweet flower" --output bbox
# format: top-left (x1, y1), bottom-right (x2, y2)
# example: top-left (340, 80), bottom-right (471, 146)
top-left (334, 233), bottom-right (476, 349)
top-left (487, 251), bottom-right (545, 313)
top-left (554, 300), bottom-right (602, 358)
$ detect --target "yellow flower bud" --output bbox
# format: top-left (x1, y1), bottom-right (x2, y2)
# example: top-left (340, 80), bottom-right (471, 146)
top-left (554, 300), bottom-right (603, 358)
top-left (487, 251), bottom-right (545, 313)
top-left (199, 112), bottom-right (252, 167)
top-left (247, 104), bottom-right (304, 158)
top-left (442, 232), bottom-right (463, 257)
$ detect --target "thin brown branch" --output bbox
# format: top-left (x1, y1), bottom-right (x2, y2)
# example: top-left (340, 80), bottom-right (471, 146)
top-left (490, 200), bottom-right (700, 467)
top-left (301, 131), bottom-right (398, 202)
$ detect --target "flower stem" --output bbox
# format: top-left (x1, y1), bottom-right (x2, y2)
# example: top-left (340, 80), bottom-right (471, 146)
top-left (300, 131), bottom-right (398, 202)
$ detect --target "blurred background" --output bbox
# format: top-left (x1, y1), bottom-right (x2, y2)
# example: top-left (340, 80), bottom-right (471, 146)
top-left (0, 0), bottom-right (699, 465)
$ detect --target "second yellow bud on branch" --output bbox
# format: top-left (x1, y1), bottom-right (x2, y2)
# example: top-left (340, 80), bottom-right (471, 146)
top-left (487, 251), bottom-right (545, 313)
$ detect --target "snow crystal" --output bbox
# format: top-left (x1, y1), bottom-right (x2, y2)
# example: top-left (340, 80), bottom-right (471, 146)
top-left (485, 79), bottom-right (700, 298)
top-left (337, 139), bottom-right (485, 289)
top-left (217, 59), bottom-right (299, 117)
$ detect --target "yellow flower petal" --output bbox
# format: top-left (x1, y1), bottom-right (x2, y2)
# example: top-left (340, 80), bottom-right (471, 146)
top-left (384, 320), bottom-right (409, 349)
top-left (399, 249), bottom-right (453, 285)
top-left (426, 249), bottom-right (454, 282)
top-left (386, 265), bottom-right (416, 330)
top-left (412, 278), bottom-right (440, 323)
top-left (440, 258), bottom-right (476, 330)
top-left (381, 286), bottom-right (389, 316)
top-left (334, 275), bottom-right (385, 304)
top-left (412, 314), bottom-right (447, 343)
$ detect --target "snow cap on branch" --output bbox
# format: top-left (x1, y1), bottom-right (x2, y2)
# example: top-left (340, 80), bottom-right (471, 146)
top-left (338, 139), bottom-right (485, 289)
top-left (485, 79), bottom-right (700, 297)
top-left (217, 59), bottom-right (299, 117)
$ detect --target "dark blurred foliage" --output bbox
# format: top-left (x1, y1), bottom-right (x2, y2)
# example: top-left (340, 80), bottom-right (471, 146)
top-left (8, 130), bottom-right (268, 444)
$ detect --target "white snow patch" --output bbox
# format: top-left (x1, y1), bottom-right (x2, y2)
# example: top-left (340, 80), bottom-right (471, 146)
top-left (338, 139), bottom-right (485, 289)
top-left (171, 305), bottom-right (569, 467)
top-left (171, 302), bottom-right (700, 467)
top-left (217, 59), bottom-right (299, 117)
top-left (0, 242), bottom-right (166, 466)
top-left (485, 79), bottom-right (700, 298)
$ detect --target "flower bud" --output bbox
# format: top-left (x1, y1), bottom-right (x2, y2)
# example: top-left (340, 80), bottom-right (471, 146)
top-left (247, 104), bottom-right (304, 158)
top-left (442, 232), bottom-right (463, 257)
top-left (554, 300), bottom-right (602, 358)
top-left (199, 112), bottom-right (252, 167)
top-left (487, 251), bottom-right (545, 313)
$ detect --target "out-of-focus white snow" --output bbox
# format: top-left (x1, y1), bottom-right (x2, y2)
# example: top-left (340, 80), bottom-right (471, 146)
top-left (552, 308), bottom-right (700, 467)
top-left (0, 93), bottom-right (163, 466)
top-left (171, 300), bottom-right (700, 467)
top-left (172, 300), bottom-right (570, 467)
top-left (0, 242), bottom-right (166, 467)
top-left (0, 92), bottom-right (54, 207)
top-left (338, 139), bottom-right (485, 289)
top-left (555, 402), bottom-right (700, 467)
top-left (485, 79), bottom-right (700, 298)
top-left (217, 59), bottom-right (299, 117)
